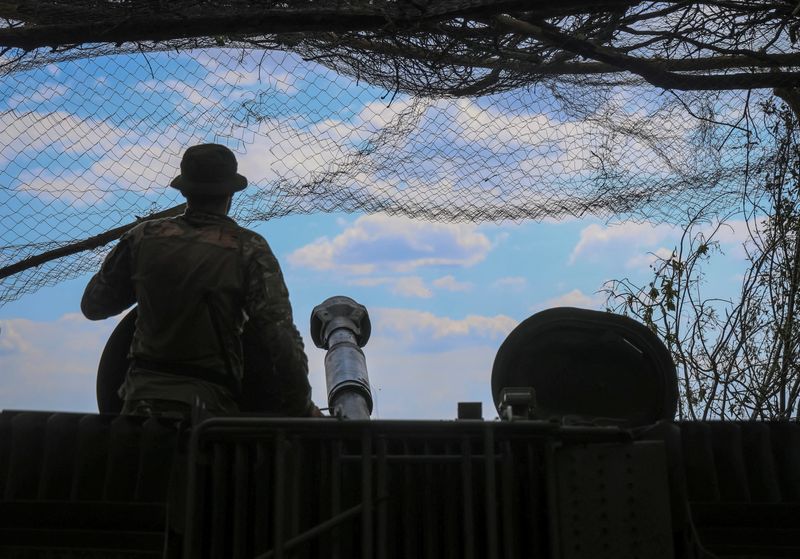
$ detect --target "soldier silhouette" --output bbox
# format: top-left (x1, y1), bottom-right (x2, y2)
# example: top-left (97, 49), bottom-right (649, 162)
top-left (82, 143), bottom-right (320, 417)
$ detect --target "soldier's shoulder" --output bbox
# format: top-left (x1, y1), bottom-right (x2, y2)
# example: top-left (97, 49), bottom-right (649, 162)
top-left (136, 216), bottom-right (186, 237)
top-left (121, 217), bottom-right (166, 239)
top-left (237, 228), bottom-right (281, 266)
top-left (237, 227), bottom-right (271, 249)
top-left (122, 217), bottom-right (195, 251)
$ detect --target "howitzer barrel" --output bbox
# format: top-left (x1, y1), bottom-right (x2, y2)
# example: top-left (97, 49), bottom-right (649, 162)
top-left (310, 296), bottom-right (373, 419)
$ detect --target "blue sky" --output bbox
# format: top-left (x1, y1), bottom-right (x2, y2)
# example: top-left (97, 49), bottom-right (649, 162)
top-left (0, 212), bottom-right (751, 418)
top-left (0, 49), bottom-right (756, 418)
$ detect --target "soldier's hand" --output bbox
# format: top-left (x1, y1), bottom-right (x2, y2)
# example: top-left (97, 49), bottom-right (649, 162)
top-left (308, 404), bottom-right (326, 418)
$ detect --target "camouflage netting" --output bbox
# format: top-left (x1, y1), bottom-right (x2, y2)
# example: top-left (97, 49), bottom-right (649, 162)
top-left (1, 0), bottom-right (799, 305)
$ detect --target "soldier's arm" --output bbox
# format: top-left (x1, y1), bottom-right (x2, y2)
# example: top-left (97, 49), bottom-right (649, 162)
top-left (245, 236), bottom-right (313, 417)
top-left (81, 235), bottom-right (136, 320)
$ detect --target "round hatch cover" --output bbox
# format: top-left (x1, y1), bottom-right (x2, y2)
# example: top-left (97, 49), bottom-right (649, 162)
top-left (491, 307), bottom-right (677, 426)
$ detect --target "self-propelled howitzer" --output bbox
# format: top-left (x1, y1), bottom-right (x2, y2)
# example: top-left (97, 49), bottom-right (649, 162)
top-left (0, 303), bottom-right (798, 558)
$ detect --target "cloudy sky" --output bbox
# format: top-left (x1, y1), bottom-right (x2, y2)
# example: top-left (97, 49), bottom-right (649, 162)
top-left (0, 49), bottom-right (753, 419)
top-left (0, 212), bottom-right (751, 419)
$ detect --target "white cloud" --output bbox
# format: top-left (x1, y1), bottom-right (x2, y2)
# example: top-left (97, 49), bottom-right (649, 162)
top-left (300, 97), bottom-right (418, 150)
top-left (536, 289), bottom-right (605, 311)
top-left (392, 277), bottom-right (432, 298)
top-left (348, 277), bottom-right (389, 288)
top-left (354, 98), bottom-right (418, 136)
top-left (194, 50), bottom-right (297, 91)
top-left (432, 275), bottom-right (473, 292)
top-left (444, 96), bottom-right (696, 180)
top-left (0, 107), bottom-right (200, 203)
top-left (714, 219), bottom-right (754, 245)
top-left (570, 222), bottom-right (678, 264)
top-left (349, 276), bottom-right (433, 298)
top-left (135, 76), bottom-right (234, 114)
top-left (708, 219), bottom-right (755, 260)
top-left (625, 247), bottom-right (675, 269)
top-left (88, 129), bottom-right (195, 188)
top-left (0, 110), bottom-right (126, 166)
top-left (184, 88), bottom-right (219, 110)
top-left (12, 124), bottom-right (198, 203)
top-left (15, 168), bottom-right (111, 204)
top-left (372, 308), bottom-right (517, 342)
top-left (235, 124), bottom-right (351, 183)
top-left (268, 72), bottom-right (298, 95)
top-left (492, 276), bottom-right (527, 291)
top-left (0, 320), bottom-right (32, 354)
top-left (288, 214), bottom-right (492, 275)
top-left (8, 84), bottom-right (69, 108)
top-left (446, 99), bottom-right (594, 177)
top-left (570, 219), bottom-right (755, 271)
top-left (0, 313), bottom-right (121, 412)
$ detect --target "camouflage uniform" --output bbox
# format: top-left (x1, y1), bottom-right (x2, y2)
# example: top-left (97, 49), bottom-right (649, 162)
top-left (82, 208), bottom-right (312, 416)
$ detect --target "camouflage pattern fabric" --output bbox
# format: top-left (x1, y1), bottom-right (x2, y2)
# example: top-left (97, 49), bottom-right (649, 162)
top-left (120, 398), bottom-right (194, 418)
top-left (82, 208), bottom-right (313, 416)
top-left (118, 367), bottom-right (240, 415)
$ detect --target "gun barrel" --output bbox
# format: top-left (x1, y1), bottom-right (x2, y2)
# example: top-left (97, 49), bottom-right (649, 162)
top-left (310, 296), bottom-right (373, 419)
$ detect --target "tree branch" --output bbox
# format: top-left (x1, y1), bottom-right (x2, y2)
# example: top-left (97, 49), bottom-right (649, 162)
top-left (0, 0), bottom-right (594, 50)
top-left (494, 14), bottom-right (800, 90)
top-left (313, 33), bottom-right (800, 77)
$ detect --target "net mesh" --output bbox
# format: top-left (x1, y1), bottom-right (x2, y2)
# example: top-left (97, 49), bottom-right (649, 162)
top-left (0, 1), bottom-right (797, 305)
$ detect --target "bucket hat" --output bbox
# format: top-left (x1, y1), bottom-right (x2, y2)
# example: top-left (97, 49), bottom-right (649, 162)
top-left (170, 143), bottom-right (248, 195)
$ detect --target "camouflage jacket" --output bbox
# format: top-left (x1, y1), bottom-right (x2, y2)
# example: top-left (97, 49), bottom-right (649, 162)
top-left (81, 208), bottom-right (312, 416)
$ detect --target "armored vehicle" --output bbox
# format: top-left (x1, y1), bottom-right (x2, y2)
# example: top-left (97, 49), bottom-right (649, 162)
top-left (1, 301), bottom-right (798, 558)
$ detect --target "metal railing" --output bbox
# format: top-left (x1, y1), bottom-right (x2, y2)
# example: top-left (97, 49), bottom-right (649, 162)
top-left (182, 418), bottom-right (670, 559)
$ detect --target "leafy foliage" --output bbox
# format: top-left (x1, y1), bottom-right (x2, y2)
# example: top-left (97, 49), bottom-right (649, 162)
top-left (604, 99), bottom-right (800, 420)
